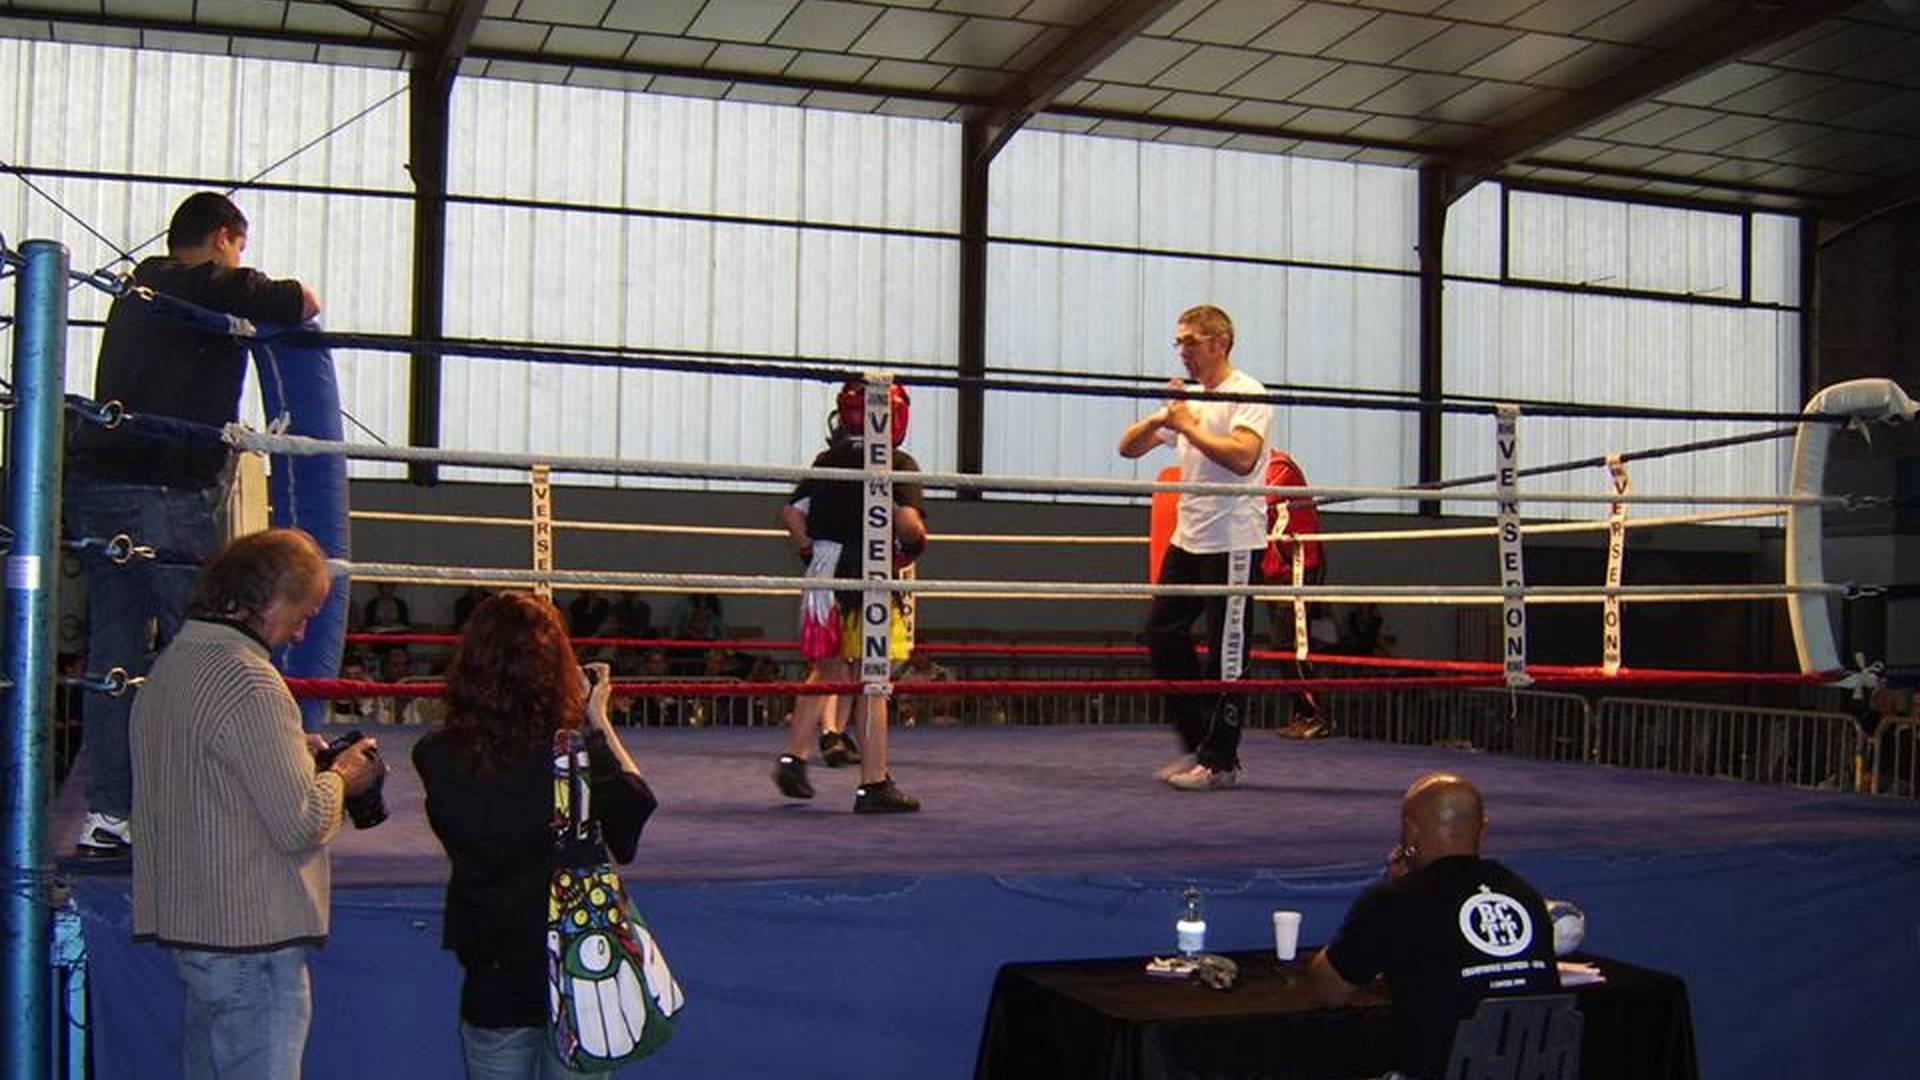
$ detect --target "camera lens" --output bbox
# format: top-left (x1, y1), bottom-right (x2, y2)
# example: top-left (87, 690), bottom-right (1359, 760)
top-left (346, 786), bottom-right (388, 829)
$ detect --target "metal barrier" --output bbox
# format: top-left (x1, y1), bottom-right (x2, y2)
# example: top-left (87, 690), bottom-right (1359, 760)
top-left (301, 653), bottom-right (1909, 803)
top-left (1870, 717), bottom-right (1919, 798)
top-left (1313, 688), bottom-right (1398, 741)
top-left (1397, 688), bottom-right (1589, 762)
top-left (1592, 697), bottom-right (1863, 791)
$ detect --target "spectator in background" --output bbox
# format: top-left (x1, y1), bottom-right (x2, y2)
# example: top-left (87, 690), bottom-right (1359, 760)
top-left (331, 651), bottom-right (378, 725)
top-left (453, 586), bottom-right (489, 630)
top-left (700, 647), bottom-right (748, 726)
top-left (630, 649), bottom-right (680, 727)
top-left (607, 594), bottom-right (654, 674)
top-left (669, 594), bottom-right (726, 641)
top-left (1310, 608), bottom-right (1342, 653)
top-left (745, 655), bottom-right (786, 727)
top-left (567, 589), bottom-right (611, 639)
top-left (381, 644), bottom-right (413, 683)
top-left (376, 644), bottom-right (423, 725)
top-left (609, 594), bottom-right (652, 637)
top-left (667, 597), bottom-right (725, 676)
top-left (1346, 602), bottom-right (1395, 656)
top-left (607, 690), bottom-right (637, 728)
top-left (362, 582), bottom-right (411, 631)
top-left (896, 649), bottom-right (958, 728)
top-left (701, 647), bottom-right (746, 680)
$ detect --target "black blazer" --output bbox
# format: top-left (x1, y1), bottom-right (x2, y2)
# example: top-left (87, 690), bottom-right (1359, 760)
top-left (414, 729), bottom-right (658, 1027)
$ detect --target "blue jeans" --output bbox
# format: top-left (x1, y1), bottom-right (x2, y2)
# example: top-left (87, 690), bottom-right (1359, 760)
top-left (64, 478), bottom-right (220, 816)
top-left (173, 946), bottom-right (312, 1080)
top-left (459, 1023), bottom-right (615, 1080)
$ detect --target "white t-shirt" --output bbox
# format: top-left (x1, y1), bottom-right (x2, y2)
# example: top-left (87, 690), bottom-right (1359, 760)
top-left (1157, 367), bottom-right (1272, 554)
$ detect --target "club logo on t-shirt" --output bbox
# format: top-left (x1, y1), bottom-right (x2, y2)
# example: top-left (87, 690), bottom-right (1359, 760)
top-left (1457, 884), bottom-right (1535, 957)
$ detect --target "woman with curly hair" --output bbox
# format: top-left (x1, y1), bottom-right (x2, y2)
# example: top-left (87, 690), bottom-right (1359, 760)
top-left (414, 591), bottom-right (657, 1079)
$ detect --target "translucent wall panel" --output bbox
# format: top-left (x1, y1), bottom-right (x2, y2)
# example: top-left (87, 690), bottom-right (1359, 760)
top-left (1443, 281), bottom-right (1797, 520)
top-left (985, 246), bottom-right (1420, 505)
top-left (451, 81), bottom-right (958, 232)
top-left (984, 128), bottom-right (1420, 505)
top-left (442, 85), bottom-right (959, 490)
top-left (441, 204), bottom-right (957, 487)
top-left (0, 40), bottom-right (415, 477)
top-left (991, 130), bottom-right (1418, 271)
top-left (1508, 190), bottom-right (1744, 298)
top-left (1444, 182), bottom-right (1502, 280)
top-left (1750, 213), bottom-right (1802, 306)
top-left (435, 350), bottom-right (957, 493)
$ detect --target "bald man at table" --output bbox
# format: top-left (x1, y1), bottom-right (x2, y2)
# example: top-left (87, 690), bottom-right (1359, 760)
top-left (1309, 772), bottom-right (1559, 1080)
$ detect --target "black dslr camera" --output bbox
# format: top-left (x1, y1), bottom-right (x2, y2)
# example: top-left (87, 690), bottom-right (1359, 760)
top-left (315, 730), bottom-right (388, 829)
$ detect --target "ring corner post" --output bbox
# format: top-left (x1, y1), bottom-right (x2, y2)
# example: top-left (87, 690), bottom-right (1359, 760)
top-left (5, 238), bottom-right (71, 1080)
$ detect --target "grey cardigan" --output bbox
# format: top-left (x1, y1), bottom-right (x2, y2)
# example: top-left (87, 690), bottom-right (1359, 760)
top-left (131, 619), bottom-right (346, 951)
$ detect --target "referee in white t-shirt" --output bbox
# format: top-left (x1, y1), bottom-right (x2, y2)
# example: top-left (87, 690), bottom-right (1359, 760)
top-left (1118, 305), bottom-right (1273, 791)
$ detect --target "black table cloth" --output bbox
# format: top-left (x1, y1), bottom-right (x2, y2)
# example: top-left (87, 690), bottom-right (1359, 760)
top-left (974, 950), bottom-right (1697, 1080)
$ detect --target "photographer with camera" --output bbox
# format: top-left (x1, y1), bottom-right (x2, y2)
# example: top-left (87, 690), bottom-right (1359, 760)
top-left (414, 592), bottom-right (656, 1079)
top-left (131, 528), bottom-right (382, 1080)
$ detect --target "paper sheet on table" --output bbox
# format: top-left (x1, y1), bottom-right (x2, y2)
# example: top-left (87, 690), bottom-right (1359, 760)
top-left (1557, 961), bottom-right (1605, 987)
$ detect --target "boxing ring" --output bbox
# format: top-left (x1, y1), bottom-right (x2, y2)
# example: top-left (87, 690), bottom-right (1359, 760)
top-left (8, 240), bottom-right (1920, 1080)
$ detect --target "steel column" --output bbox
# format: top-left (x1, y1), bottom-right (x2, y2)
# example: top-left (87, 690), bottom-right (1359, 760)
top-left (5, 238), bottom-right (70, 1080)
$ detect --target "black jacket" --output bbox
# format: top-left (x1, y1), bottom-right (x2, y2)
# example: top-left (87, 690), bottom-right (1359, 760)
top-left (69, 255), bottom-right (308, 490)
top-left (414, 729), bottom-right (658, 1027)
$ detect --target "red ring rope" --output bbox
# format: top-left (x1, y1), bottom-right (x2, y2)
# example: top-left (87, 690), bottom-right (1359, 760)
top-left (341, 633), bottom-right (1832, 684)
top-left (287, 666), bottom-right (1836, 702)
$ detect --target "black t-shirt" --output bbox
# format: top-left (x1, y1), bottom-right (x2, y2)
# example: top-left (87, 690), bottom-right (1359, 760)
top-left (1324, 855), bottom-right (1558, 1080)
top-left (788, 440), bottom-right (925, 584)
top-left (414, 731), bottom-right (658, 1027)
top-left (68, 255), bottom-right (309, 490)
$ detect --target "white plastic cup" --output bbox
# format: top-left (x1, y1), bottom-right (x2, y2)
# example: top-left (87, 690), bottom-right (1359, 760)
top-left (1272, 910), bottom-right (1303, 961)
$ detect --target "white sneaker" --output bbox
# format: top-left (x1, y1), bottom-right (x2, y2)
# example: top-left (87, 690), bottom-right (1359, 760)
top-left (1154, 755), bottom-right (1196, 782)
top-left (1166, 764), bottom-right (1239, 791)
top-left (76, 811), bottom-right (131, 856)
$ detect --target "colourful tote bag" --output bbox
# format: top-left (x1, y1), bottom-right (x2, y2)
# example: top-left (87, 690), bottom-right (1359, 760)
top-left (548, 728), bottom-right (685, 1070)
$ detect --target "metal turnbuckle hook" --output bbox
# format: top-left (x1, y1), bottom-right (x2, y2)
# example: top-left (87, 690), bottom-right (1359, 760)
top-left (63, 667), bottom-right (142, 696)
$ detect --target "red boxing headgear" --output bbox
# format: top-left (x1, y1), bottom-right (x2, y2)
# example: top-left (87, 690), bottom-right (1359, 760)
top-left (836, 380), bottom-right (910, 447)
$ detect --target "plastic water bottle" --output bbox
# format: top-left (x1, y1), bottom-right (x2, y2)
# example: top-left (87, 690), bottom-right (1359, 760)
top-left (1175, 885), bottom-right (1207, 957)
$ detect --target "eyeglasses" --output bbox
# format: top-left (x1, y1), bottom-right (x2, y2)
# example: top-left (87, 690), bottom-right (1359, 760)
top-left (1173, 334), bottom-right (1213, 349)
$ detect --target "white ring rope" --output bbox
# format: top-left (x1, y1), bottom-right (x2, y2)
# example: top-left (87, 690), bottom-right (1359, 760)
top-left (347, 506), bottom-right (1784, 547)
top-left (230, 428), bottom-right (1845, 508)
top-left (246, 376), bottom-right (1913, 683)
top-left (347, 509), bottom-right (1145, 546)
top-left (1298, 507), bottom-right (1783, 544)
